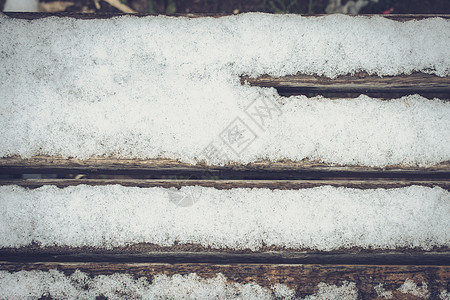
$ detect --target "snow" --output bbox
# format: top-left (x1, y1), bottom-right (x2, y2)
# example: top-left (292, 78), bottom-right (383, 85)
top-left (0, 185), bottom-right (448, 250)
top-left (1, 270), bottom-right (439, 299)
top-left (0, 13), bottom-right (449, 166)
top-left (441, 290), bottom-right (450, 300)
top-left (305, 282), bottom-right (357, 300)
top-left (0, 270), bottom-right (358, 299)
top-left (397, 279), bottom-right (429, 299)
top-left (374, 284), bottom-right (393, 299)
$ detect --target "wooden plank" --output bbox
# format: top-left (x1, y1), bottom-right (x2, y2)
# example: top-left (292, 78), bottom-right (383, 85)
top-left (242, 72), bottom-right (450, 98)
top-left (0, 262), bottom-right (448, 299)
top-left (3, 12), bottom-right (450, 21)
top-left (1, 156), bottom-right (449, 179)
top-left (1, 245), bottom-right (449, 265)
top-left (1, 178), bottom-right (449, 190)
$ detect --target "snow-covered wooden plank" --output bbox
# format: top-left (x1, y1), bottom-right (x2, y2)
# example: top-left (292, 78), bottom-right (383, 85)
top-left (0, 262), bottom-right (448, 299)
top-left (0, 183), bottom-right (448, 264)
top-left (1, 184), bottom-right (448, 251)
top-left (1, 178), bottom-right (449, 190)
top-left (1, 14), bottom-right (449, 166)
top-left (1, 156), bottom-right (449, 178)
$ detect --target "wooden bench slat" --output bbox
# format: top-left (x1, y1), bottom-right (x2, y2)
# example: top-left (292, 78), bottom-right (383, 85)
top-left (1, 156), bottom-right (449, 179)
top-left (0, 262), bottom-right (448, 299)
top-left (242, 72), bottom-right (450, 98)
top-left (1, 245), bottom-right (449, 266)
top-left (1, 178), bottom-right (449, 190)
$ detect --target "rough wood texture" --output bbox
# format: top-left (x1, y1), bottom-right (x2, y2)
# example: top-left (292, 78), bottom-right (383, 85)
top-left (3, 12), bottom-right (450, 21)
top-left (242, 72), bottom-right (450, 98)
top-left (1, 178), bottom-right (449, 190)
top-left (0, 262), bottom-right (448, 299)
top-left (1, 156), bottom-right (449, 179)
top-left (1, 244), bottom-right (449, 265)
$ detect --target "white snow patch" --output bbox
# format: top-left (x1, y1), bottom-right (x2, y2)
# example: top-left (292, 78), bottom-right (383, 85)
top-left (0, 270), bottom-right (273, 299)
top-left (374, 283), bottom-right (393, 299)
top-left (272, 283), bottom-right (296, 299)
top-left (0, 270), bottom-right (359, 300)
top-left (0, 185), bottom-right (448, 250)
top-left (0, 14), bottom-right (449, 166)
top-left (397, 278), bottom-right (429, 299)
top-left (440, 290), bottom-right (450, 300)
top-left (305, 281), bottom-right (357, 300)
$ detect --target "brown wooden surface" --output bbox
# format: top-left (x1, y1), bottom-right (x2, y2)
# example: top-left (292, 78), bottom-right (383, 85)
top-left (1, 244), bottom-right (449, 266)
top-left (3, 12), bottom-right (450, 21)
top-left (242, 72), bottom-right (450, 98)
top-left (1, 156), bottom-right (449, 179)
top-left (2, 178), bottom-right (450, 190)
top-left (0, 262), bottom-right (448, 299)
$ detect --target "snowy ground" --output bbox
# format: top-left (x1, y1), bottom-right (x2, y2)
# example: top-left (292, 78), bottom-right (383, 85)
top-left (1, 185), bottom-right (448, 251)
top-left (1, 13), bottom-right (449, 166)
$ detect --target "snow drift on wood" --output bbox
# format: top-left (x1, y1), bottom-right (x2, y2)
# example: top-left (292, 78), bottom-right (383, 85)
top-left (0, 185), bottom-right (448, 251)
top-left (0, 14), bottom-right (449, 166)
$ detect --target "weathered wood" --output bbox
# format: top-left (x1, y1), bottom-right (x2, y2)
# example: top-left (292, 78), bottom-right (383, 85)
top-left (1, 245), bottom-right (449, 265)
top-left (242, 72), bottom-right (450, 98)
top-left (102, 0), bottom-right (136, 13)
top-left (0, 262), bottom-right (448, 299)
top-left (1, 156), bottom-right (449, 179)
top-left (3, 12), bottom-right (450, 21)
top-left (1, 178), bottom-right (450, 190)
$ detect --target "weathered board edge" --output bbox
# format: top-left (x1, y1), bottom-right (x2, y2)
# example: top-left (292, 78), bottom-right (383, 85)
top-left (3, 12), bottom-right (450, 20)
top-left (1, 178), bottom-right (449, 190)
top-left (1, 156), bottom-right (449, 178)
top-left (1, 246), bottom-right (449, 265)
top-left (242, 72), bottom-right (450, 97)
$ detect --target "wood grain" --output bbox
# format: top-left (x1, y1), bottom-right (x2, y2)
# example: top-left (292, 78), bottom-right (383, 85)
top-left (1, 156), bottom-right (449, 179)
top-left (242, 72), bottom-right (450, 98)
top-left (0, 262), bottom-right (448, 299)
top-left (1, 178), bottom-right (449, 190)
top-left (1, 244), bottom-right (449, 265)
